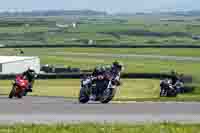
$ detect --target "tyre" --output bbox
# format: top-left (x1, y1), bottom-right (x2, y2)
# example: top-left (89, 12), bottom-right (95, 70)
top-left (9, 86), bottom-right (16, 99)
top-left (100, 88), bottom-right (116, 104)
top-left (167, 89), bottom-right (177, 97)
top-left (17, 90), bottom-right (25, 98)
top-left (79, 87), bottom-right (89, 104)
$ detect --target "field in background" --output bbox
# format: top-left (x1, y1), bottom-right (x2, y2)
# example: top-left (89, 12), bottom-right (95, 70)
top-left (1, 123), bottom-right (200, 133)
top-left (0, 15), bottom-right (200, 46)
top-left (2, 47), bottom-right (200, 57)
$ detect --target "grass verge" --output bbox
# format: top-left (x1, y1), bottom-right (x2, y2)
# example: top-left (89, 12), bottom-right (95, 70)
top-left (0, 123), bottom-right (200, 133)
top-left (0, 79), bottom-right (200, 101)
top-left (0, 79), bottom-right (160, 99)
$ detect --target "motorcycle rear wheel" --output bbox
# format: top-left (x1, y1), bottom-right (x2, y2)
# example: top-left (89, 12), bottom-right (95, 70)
top-left (100, 88), bottom-right (116, 104)
top-left (17, 90), bottom-right (25, 98)
top-left (167, 89), bottom-right (177, 97)
top-left (79, 87), bottom-right (90, 104)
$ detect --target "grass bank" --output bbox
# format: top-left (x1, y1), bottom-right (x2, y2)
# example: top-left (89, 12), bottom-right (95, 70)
top-left (1, 123), bottom-right (200, 133)
top-left (0, 79), bottom-right (199, 101)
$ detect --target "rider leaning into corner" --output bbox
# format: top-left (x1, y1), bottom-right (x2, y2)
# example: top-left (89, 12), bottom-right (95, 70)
top-left (22, 66), bottom-right (37, 93)
top-left (88, 61), bottom-right (124, 100)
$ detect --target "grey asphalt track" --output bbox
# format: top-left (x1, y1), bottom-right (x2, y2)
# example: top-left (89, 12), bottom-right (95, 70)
top-left (59, 52), bottom-right (200, 62)
top-left (0, 96), bottom-right (200, 124)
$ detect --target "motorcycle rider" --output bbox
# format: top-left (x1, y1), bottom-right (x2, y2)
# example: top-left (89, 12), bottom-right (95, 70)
top-left (91, 61), bottom-right (123, 85)
top-left (87, 61), bottom-right (123, 100)
top-left (92, 65), bottom-right (106, 78)
top-left (170, 70), bottom-right (179, 85)
top-left (110, 61), bottom-right (123, 86)
top-left (86, 65), bottom-right (106, 100)
top-left (22, 66), bottom-right (37, 93)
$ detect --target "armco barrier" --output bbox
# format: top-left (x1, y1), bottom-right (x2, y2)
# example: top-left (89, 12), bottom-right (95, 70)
top-left (0, 73), bottom-right (192, 83)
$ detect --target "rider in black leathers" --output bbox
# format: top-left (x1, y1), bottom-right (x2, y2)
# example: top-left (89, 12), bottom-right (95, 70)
top-left (22, 67), bottom-right (37, 93)
top-left (88, 61), bottom-right (123, 100)
top-left (91, 61), bottom-right (123, 85)
top-left (170, 70), bottom-right (179, 85)
top-left (110, 61), bottom-right (123, 86)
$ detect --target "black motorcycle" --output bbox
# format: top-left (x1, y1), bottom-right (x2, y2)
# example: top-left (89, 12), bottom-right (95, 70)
top-left (160, 79), bottom-right (177, 97)
top-left (79, 75), bottom-right (118, 104)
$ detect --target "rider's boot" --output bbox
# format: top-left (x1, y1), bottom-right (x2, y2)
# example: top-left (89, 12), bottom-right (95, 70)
top-left (23, 91), bottom-right (28, 96)
top-left (29, 88), bottom-right (33, 92)
top-left (27, 84), bottom-right (33, 92)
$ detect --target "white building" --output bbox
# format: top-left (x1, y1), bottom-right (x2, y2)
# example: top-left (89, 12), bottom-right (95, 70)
top-left (56, 23), bottom-right (69, 28)
top-left (0, 56), bottom-right (40, 74)
top-left (72, 22), bottom-right (77, 28)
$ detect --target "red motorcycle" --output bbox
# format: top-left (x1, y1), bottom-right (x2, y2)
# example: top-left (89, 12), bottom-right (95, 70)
top-left (9, 75), bottom-right (29, 99)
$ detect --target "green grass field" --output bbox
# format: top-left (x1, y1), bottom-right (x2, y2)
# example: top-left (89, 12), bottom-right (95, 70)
top-left (0, 79), bottom-right (160, 99)
top-left (0, 16), bottom-right (200, 45)
top-left (1, 123), bottom-right (200, 133)
top-left (0, 79), bottom-right (199, 101)
top-left (1, 48), bottom-right (200, 80)
top-left (1, 16), bottom-right (200, 101)
top-left (2, 48), bottom-right (200, 57)
top-left (4, 48), bottom-right (200, 85)
top-left (1, 47), bottom-right (200, 101)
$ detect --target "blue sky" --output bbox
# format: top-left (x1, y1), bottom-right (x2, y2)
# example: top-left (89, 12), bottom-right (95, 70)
top-left (0, 0), bottom-right (199, 13)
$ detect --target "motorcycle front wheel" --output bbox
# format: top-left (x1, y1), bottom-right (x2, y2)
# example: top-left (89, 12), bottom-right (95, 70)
top-left (17, 89), bottom-right (25, 98)
top-left (79, 87), bottom-right (90, 104)
top-left (167, 89), bottom-right (177, 97)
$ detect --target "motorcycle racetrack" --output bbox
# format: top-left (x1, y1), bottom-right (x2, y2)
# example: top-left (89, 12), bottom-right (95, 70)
top-left (1, 50), bottom-right (200, 124)
top-left (0, 95), bottom-right (200, 124)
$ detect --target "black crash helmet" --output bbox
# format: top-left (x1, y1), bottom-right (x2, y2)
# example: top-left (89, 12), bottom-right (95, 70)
top-left (112, 61), bottom-right (123, 71)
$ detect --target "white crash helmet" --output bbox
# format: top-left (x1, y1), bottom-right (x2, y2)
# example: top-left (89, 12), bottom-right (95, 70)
top-left (27, 66), bottom-right (34, 71)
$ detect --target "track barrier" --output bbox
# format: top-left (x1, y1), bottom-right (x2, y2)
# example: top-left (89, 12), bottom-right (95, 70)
top-left (0, 73), bottom-right (192, 83)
